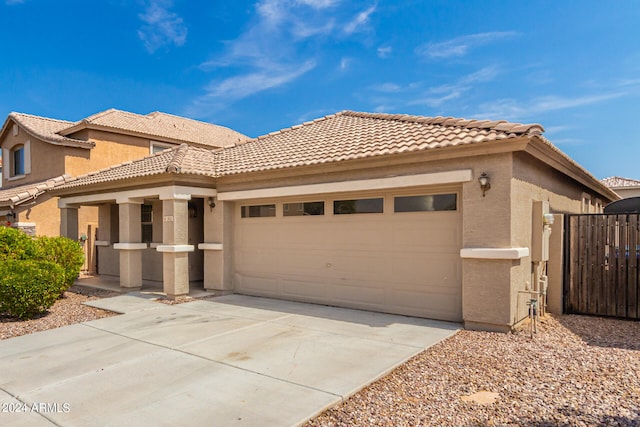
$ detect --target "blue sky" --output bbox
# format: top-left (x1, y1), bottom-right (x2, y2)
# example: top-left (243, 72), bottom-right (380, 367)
top-left (1, 0), bottom-right (639, 179)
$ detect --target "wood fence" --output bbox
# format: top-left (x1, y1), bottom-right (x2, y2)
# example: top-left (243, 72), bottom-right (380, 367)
top-left (564, 214), bottom-right (640, 319)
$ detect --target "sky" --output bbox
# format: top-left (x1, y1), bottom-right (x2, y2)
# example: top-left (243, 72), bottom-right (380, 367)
top-left (1, 0), bottom-right (639, 180)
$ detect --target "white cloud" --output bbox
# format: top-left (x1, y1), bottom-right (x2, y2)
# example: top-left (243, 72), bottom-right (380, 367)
top-left (187, 0), bottom-right (377, 118)
top-left (410, 66), bottom-right (501, 107)
top-left (475, 92), bottom-right (626, 121)
top-left (339, 57), bottom-right (352, 71)
top-left (416, 31), bottom-right (518, 59)
top-left (137, 0), bottom-right (187, 53)
top-left (343, 4), bottom-right (376, 34)
top-left (205, 61), bottom-right (316, 100)
top-left (377, 46), bottom-right (392, 58)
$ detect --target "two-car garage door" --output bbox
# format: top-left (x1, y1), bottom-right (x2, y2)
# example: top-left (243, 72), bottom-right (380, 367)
top-left (233, 188), bottom-right (462, 322)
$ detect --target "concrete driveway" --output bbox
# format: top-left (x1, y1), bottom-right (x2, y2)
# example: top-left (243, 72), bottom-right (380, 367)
top-left (0, 294), bottom-right (459, 427)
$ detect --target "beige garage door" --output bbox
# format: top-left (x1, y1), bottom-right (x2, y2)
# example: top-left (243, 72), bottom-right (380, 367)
top-left (233, 189), bottom-right (462, 321)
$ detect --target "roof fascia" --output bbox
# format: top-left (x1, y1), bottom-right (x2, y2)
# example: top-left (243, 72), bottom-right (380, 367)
top-left (0, 116), bottom-right (14, 142)
top-left (52, 174), bottom-right (216, 198)
top-left (525, 136), bottom-right (619, 202)
top-left (61, 123), bottom-right (205, 147)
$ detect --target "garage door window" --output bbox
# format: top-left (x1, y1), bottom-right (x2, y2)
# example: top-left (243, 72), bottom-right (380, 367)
top-left (241, 204), bottom-right (276, 218)
top-left (334, 198), bottom-right (383, 214)
top-left (394, 194), bottom-right (457, 212)
top-left (283, 201), bottom-right (324, 216)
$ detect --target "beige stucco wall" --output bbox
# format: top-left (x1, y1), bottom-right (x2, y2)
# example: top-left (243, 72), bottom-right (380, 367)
top-left (64, 130), bottom-right (151, 177)
top-left (613, 187), bottom-right (640, 199)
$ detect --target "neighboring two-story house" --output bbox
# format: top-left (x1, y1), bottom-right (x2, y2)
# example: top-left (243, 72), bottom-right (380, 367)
top-left (0, 109), bottom-right (247, 271)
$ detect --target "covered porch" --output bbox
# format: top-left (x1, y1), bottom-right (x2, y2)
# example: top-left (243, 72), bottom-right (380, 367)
top-left (59, 184), bottom-right (232, 298)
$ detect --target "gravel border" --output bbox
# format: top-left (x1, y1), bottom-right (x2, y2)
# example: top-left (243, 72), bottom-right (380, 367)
top-left (305, 314), bottom-right (640, 426)
top-left (0, 286), bottom-right (120, 340)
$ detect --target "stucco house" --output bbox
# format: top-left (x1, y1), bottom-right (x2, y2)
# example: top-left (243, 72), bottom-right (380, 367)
top-left (0, 109), bottom-right (247, 270)
top-left (601, 176), bottom-right (640, 199)
top-left (51, 111), bottom-right (617, 332)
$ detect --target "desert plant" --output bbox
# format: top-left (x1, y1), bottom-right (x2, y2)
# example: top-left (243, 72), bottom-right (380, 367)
top-left (35, 236), bottom-right (85, 295)
top-left (0, 260), bottom-right (65, 319)
top-left (0, 226), bottom-right (36, 261)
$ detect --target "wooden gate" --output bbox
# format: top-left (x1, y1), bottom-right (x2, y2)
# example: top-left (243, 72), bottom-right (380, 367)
top-left (564, 214), bottom-right (640, 319)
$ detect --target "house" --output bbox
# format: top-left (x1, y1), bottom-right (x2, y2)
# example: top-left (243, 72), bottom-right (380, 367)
top-left (0, 109), bottom-right (247, 270)
top-left (601, 176), bottom-right (640, 199)
top-left (51, 111), bottom-right (617, 332)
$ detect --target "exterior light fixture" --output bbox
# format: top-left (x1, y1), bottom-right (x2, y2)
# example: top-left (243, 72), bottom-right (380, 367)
top-left (5, 211), bottom-right (16, 226)
top-left (478, 172), bottom-right (491, 197)
top-left (208, 197), bottom-right (216, 210)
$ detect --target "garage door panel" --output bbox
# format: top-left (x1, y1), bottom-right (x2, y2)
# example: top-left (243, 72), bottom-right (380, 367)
top-left (330, 222), bottom-right (390, 249)
top-left (391, 253), bottom-right (460, 285)
top-left (235, 249), bottom-right (280, 272)
top-left (391, 224), bottom-right (460, 250)
top-left (236, 274), bottom-right (278, 294)
top-left (280, 278), bottom-right (329, 299)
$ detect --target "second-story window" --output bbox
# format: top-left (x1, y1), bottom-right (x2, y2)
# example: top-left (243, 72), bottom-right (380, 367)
top-left (12, 145), bottom-right (25, 176)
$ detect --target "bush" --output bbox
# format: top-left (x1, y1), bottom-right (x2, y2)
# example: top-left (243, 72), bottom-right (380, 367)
top-left (35, 236), bottom-right (85, 296)
top-left (0, 226), bottom-right (36, 261)
top-left (0, 260), bottom-right (65, 319)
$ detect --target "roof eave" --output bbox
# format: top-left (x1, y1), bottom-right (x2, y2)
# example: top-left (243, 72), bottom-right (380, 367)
top-left (2, 114), bottom-right (94, 149)
top-left (60, 122), bottom-right (228, 148)
top-left (526, 136), bottom-right (620, 202)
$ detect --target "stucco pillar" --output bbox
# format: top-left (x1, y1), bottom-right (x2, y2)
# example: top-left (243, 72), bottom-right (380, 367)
top-left (113, 201), bottom-right (146, 289)
top-left (157, 195), bottom-right (193, 298)
top-left (199, 197), bottom-right (231, 291)
top-left (60, 207), bottom-right (79, 241)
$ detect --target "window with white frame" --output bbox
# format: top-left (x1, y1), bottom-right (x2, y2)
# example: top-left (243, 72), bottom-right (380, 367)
top-left (3, 141), bottom-right (30, 179)
top-left (150, 141), bottom-right (176, 155)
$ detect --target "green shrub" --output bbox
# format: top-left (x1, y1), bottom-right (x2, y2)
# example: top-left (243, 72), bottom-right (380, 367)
top-left (35, 236), bottom-right (85, 295)
top-left (0, 226), bottom-right (36, 261)
top-left (0, 260), bottom-right (65, 319)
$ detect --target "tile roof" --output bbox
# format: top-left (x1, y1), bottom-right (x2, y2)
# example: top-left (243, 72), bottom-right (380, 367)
top-left (59, 109), bottom-right (248, 148)
top-left (57, 144), bottom-right (217, 190)
top-left (2, 113), bottom-right (95, 148)
top-left (212, 110), bottom-right (545, 176)
top-left (0, 175), bottom-right (74, 208)
top-left (55, 110), bottom-right (547, 190)
top-left (601, 176), bottom-right (640, 188)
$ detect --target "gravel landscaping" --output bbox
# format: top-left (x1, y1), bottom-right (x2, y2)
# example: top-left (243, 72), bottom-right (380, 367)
top-left (0, 286), bottom-right (119, 340)
top-left (1, 288), bottom-right (638, 426)
top-left (306, 315), bottom-right (640, 427)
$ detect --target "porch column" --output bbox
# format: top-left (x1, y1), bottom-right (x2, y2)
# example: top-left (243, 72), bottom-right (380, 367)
top-left (199, 198), bottom-right (232, 291)
top-left (60, 207), bottom-right (79, 241)
top-left (113, 201), bottom-right (146, 289)
top-left (157, 195), bottom-right (193, 298)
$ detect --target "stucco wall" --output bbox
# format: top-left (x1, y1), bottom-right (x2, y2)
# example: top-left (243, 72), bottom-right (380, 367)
top-left (64, 130), bottom-right (151, 177)
top-left (1, 132), bottom-right (66, 186)
top-left (508, 152), bottom-right (609, 325)
top-left (614, 187), bottom-right (640, 199)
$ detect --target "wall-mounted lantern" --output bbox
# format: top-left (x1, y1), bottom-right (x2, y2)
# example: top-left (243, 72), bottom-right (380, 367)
top-left (478, 172), bottom-right (491, 197)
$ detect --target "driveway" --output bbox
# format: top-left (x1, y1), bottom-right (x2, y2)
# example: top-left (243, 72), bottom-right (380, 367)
top-left (0, 294), bottom-right (459, 427)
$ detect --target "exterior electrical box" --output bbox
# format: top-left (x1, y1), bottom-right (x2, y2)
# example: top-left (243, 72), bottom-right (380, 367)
top-left (531, 200), bottom-right (552, 262)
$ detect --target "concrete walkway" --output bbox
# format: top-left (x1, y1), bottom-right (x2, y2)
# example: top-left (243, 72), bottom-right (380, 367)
top-left (0, 294), bottom-right (459, 427)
